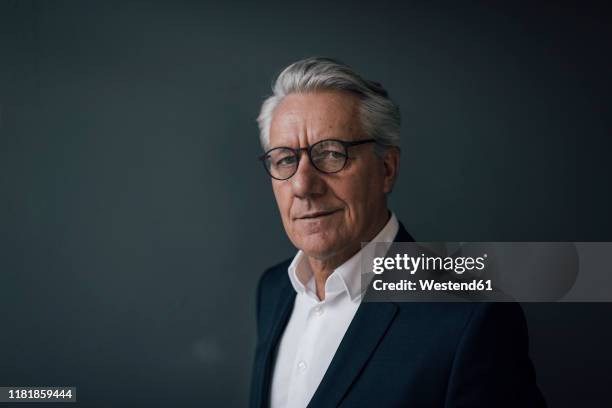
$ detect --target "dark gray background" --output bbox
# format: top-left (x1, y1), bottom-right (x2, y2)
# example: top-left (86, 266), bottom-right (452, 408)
top-left (1, 1), bottom-right (611, 407)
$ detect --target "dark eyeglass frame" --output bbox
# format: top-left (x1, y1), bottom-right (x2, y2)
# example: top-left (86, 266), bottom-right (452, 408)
top-left (258, 138), bottom-right (377, 180)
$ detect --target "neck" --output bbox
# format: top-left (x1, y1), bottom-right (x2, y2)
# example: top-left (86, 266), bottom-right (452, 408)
top-left (306, 210), bottom-right (391, 301)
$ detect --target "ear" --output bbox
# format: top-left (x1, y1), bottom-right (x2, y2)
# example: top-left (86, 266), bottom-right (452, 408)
top-left (381, 147), bottom-right (400, 194)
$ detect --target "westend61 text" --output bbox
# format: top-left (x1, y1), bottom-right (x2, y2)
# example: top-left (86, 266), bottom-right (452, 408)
top-left (372, 279), bottom-right (493, 292)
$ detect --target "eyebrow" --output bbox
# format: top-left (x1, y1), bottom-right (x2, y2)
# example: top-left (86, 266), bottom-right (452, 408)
top-left (268, 136), bottom-right (353, 150)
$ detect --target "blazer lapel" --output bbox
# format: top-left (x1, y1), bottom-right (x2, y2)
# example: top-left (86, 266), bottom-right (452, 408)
top-left (253, 281), bottom-right (296, 408)
top-left (307, 301), bottom-right (398, 407)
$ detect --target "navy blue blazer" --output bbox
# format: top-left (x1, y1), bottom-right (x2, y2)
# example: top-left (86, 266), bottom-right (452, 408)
top-left (250, 222), bottom-right (546, 407)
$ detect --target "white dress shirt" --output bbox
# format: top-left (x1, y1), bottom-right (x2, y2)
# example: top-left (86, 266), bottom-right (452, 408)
top-left (269, 213), bottom-right (399, 408)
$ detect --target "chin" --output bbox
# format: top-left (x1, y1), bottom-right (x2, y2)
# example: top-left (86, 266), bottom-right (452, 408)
top-left (295, 234), bottom-right (342, 260)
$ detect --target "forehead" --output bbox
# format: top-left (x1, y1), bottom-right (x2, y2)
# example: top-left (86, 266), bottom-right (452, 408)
top-left (269, 90), bottom-right (362, 147)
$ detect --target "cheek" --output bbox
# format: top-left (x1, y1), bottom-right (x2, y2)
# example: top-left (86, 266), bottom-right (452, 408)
top-left (335, 173), bottom-right (383, 220)
top-left (272, 184), bottom-right (293, 220)
top-left (339, 179), bottom-right (373, 211)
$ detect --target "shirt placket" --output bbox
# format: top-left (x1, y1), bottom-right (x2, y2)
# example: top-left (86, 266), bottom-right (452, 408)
top-left (286, 297), bottom-right (327, 406)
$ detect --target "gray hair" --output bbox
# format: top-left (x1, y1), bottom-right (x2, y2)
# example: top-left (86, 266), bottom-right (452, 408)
top-left (257, 57), bottom-right (401, 155)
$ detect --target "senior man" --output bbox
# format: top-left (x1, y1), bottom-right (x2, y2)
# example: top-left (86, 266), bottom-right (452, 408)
top-left (250, 57), bottom-right (546, 408)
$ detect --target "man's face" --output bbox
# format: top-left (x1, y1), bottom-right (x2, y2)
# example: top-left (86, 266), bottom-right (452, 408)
top-left (268, 90), bottom-right (398, 262)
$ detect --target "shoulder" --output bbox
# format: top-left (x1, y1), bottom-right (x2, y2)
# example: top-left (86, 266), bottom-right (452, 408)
top-left (456, 302), bottom-right (529, 348)
top-left (395, 302), bottom-right (530, 361)
top-left (253, 258), bottom-right (293, 339)
top-left (257, 257), bottom-right (293, 294)
top-left (391, 302), bottom-right (527, 347)
top-left (254, 258), bottom-right (294, 314)
top-left (460, 302), bottom-right (528, 335)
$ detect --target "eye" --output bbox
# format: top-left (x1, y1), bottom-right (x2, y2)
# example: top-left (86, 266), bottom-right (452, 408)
top-left (275, 155), bottom-right (297, 166)
top-left (320, 150), bottom-right (346, 159)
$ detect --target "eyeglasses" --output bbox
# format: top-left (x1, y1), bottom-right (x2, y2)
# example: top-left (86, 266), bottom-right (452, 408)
top-left (259, 138), bottom-right (377, 180)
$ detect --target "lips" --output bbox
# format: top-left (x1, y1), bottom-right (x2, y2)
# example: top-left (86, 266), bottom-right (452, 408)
top-left (295, 209), bottom-right (341, 220)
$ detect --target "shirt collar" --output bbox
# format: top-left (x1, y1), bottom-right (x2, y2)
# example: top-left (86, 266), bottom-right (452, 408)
top-left (287, 212), bottom-right (399, 302)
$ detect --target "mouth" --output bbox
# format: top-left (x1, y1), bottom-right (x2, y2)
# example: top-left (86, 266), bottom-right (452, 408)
top-left (295, 209), bottom-right (342, 220)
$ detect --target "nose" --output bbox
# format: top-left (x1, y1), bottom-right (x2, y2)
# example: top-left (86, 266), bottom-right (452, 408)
top-left (290, 150), bottom-right (326, 198)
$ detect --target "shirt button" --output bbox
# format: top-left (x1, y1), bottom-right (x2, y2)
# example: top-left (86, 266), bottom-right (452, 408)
top-left (314, 306), bottom-right (324, 316)
top-left (297, 361), bottom-right (307, 371)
